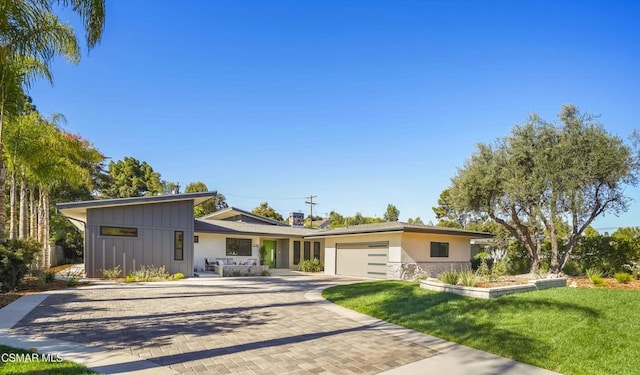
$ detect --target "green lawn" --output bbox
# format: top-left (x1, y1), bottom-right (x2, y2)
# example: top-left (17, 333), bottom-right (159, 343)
top-left (323, 281), bottom-right (639, 375)
top-left (0, 345), bottom-right (95, 374)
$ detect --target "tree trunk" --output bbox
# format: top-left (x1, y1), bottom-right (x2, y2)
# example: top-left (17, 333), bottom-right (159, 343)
top-left (18, 168), bottom-right (27, 239)
top-left (37, 189), bottom-right (47, 269)
top-left (42, 190), bottom-right (51, 269)
top-left (30, 188), bottom-right (37, 239)
top-left (0, 154), bottom-right (6, 242)
top-left (9, 166), bottom-right (16, 239)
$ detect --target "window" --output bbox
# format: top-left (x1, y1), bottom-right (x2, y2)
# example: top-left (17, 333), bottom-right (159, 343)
top-left (174, 231), bottom-right (184, 261)
top-left (100, 226), bottom-right (137, 237)
top-left (304, 241), bottom-right (311, 260)
top-left (430, 242), bottom-right (449, 257)
top-left (313, 242), bottom-right (320, 259)
top-left (293, 241), bottom-right (301, 265)
top-left (226, 238), bottom-right (252, 256)
top-left (194, 235), bottom-right (199, 243)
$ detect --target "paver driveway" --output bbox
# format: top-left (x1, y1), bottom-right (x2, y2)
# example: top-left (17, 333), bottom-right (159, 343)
top-left (11, 276), bottom-right (437, 374)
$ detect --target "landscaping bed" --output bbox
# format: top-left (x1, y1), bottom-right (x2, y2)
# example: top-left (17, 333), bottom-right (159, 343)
top-left (568, 276), bottom-right (640, 290)
top-left (323, 280), bottom-right (640, 375)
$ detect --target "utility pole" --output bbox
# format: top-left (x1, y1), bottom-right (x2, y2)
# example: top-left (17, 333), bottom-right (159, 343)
top-left (305, 195), bottom-right (317, 228)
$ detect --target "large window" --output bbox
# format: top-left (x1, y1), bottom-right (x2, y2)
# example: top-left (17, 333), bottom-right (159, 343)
top-left (430, 242), bottom-right (449, 257)
top-left (174, 231), bottom-right (184, 261)
top-left (313, 242), bottom-right (320, 259)
top-left (100, 226), bottom-right (137, 237)
top-left (226, 238), bottom-right (252, 256)
top-left (293, 241), bottom-right (301, 265)
top-left (304, 241), bottom-right (311, 261)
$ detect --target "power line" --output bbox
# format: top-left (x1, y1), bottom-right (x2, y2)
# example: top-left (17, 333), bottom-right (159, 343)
top-left (224, 193), bottom-right (305, 200)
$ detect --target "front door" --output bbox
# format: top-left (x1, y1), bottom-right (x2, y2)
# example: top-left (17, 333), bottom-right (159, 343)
top-left (263, 240), bottom-right (277, 267)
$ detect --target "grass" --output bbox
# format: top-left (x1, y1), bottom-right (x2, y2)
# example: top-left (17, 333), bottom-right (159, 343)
top-left (0, 345), bottom-right (95, 374)
top-left (323, 280), bottom-right (640, 375)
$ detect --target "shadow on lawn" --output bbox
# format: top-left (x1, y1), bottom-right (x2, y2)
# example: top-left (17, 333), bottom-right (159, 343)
top-left (325, 281), bottom-right (599, 366)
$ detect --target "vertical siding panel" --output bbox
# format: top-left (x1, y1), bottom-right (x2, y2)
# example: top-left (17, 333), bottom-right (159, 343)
top-left (103, 207), bottom-right (113, 225)
top-left (162, 204), bottom-right (171, 228)
top-left (152, 204), bottom-right (162, 227)
top-left (123, 206), bottom-right (134, 226)
top-left (133, 205), bottom-right (144, 226)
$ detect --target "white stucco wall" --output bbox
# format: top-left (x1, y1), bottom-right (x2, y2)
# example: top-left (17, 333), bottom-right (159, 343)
top-left (194, 233), bottom-right (323, 271)
top-left (193, 233), bottom-right (261, 272)
top-left (401, 233), bottom-right (473, 263)
top-left (321, 232), bottom-right (403, 275)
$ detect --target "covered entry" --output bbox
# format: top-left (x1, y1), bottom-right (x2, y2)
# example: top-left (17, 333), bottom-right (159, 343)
top-left (336, 242), bottom-right (389, 278)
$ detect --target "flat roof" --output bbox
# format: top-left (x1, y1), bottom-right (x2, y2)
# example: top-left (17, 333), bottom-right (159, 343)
top-left (304, 221), bottom-right (494, 238)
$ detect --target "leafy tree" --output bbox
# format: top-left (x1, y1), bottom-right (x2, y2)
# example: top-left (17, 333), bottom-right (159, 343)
top-left (449, 105), bottom-right (638, 274)
top-left (0, 0), bottom-right (106, 239)
top-left (383, 204), bottom-right (400, 222)
top-left (432, 188), bottom-right (472, 228)
top-left (327, 211), bottom-right (346, 228)
top-left (99, 157), bottom-right (163, 198)
top-left (185, 181), bottom-right (228, 217)
top-left (252, 202), bottom-right (284, 221)
top-left (346, 212), bottom-right (385, 226)
top-left (407, 217), bottom-right (424, 225)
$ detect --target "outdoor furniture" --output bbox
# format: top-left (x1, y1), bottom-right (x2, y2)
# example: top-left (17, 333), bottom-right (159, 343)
top-left (246, 258), bottom-right (257, 266)
top-left (204, 258), bottom-right (215, 271)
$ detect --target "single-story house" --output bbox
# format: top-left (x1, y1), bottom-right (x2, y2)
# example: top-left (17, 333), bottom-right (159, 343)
top-left (57, 192), bottom-right (492, 279)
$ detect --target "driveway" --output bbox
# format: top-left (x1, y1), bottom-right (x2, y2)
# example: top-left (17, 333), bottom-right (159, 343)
top-left (10, 276), bottom-right (438, 374)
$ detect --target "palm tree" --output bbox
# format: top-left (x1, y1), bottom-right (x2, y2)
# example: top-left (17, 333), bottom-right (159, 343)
top-left (0, 0), bottom-right (106, 239)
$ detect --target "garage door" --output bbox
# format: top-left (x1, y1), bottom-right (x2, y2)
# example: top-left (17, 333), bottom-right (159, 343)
top-left (336, 242), bottom-right (389, 278)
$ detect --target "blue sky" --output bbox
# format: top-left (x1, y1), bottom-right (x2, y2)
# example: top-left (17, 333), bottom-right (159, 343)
top-left (31, 1), bottom-right (640, 230)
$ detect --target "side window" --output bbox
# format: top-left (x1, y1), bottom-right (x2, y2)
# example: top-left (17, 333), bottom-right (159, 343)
top-left (293, 241), bottom-right (301, 265)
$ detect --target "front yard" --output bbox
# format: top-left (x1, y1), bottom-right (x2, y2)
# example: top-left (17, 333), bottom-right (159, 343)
top-left (323, 281), bottom-right (639, 375)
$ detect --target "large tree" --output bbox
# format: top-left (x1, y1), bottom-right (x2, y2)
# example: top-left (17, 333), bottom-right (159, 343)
top-left (99, 157), bottom-right (163, 198)
top-left (449, 105), bottom-right (638, 274)
top-left (252, 202), bottom-right (284, 221)
top-left (185, 181), bottom-right (227, 217)
top-left (0, 0), bottom-right (106, 239)
top-left (383, 204), bottom-right (400, 222)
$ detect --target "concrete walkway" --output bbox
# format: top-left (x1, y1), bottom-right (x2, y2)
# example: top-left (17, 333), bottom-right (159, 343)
top-left (0, 276), bottom-right (560, 374)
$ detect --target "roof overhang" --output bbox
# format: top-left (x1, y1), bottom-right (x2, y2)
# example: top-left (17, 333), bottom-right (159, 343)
top-left (57, 191), bottom-right (218, 232)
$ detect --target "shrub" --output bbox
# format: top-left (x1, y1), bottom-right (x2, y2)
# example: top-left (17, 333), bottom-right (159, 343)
top-left (101, 265), bottom-right (122, 279)
top-left (491, 260), bottom-right (508, 278)
top-left (586, 268), bottom-right (607, 287)
top-left (124, 275), bottom-right (136, 283)
top-left (459, 269), bottom-right (478, 287)
top-left (45, 271), bottom-right (56, 283)
top-left (66, 278), bottom-right (79, 287)
top-left (614, 272), bottom-right (632, 284)
top-left (298, 258), bottom-right (323, 272)
top-left (477, 258), bottom-right (491, 277)
top-left (471, 252), bottom-right (494, 271)
top-left (126, 265), bottom-right (169, 282)
top-left (261, 270), bottom-right (270, 276)
top-left (168, 272), bottom-right (184, 280)
top-left (0, 239), bottom-right (40, 292)
top-left (438, 269), bottom-right (459, 285)
top-left (586, 267), bottom-right (604, 281)
top-left (562, 260), bottom-right (582, 276)
top-left (231, 271), bottom-right (241, 277)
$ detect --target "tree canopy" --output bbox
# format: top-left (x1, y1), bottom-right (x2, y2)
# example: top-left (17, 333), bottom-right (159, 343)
top-left (383, 204), bottom-right (400, 222)
top-left (185, 181), bottom-right (228, 217)
top-left (252, 202), bottom-right (284, 221)
top-left (99, 157), bottom-right (163, 198)
top-left (449, 105), bottom-right (638, 274)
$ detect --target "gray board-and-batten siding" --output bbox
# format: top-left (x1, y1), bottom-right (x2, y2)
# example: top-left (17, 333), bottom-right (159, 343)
top-left (85, 200), bottom-right (194, 278)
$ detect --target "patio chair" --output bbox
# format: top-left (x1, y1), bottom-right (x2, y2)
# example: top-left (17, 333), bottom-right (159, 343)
top-left (204, 258), bottom-right (215, 271)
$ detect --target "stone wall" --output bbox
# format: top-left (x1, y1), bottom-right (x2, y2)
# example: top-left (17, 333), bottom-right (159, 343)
top-left (387, 261), bottom-right (471, 280)
top-left (214, 265), bottom-right (269, 277)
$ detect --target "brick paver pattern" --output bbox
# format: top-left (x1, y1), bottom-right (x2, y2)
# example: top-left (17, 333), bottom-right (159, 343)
top-left (12, 276), bottom-right (437, 374)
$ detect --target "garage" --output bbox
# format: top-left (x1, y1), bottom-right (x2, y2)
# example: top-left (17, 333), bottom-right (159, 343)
top-left (336, 241), bottom-right (389, 278)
